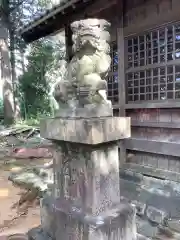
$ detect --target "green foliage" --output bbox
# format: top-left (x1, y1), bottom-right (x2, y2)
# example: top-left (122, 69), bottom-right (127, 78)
top-left (19, 40), bottom-right (55, 118)
top-left (0, 98), bottom-right (3, 116)
top-left (17, 117), bottom-right (40, 126)
top-left (0, 0), bottom-right (66, 123)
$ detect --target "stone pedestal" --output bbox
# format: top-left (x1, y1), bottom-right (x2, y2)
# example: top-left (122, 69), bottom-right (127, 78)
top-left (28, 116), bottom-right (137, 240)
top-left (26, 17), bottom-right (136, 240)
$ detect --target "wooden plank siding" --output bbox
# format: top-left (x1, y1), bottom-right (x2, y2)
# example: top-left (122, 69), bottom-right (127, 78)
top-left (119, 0), bottom-right (180, 180)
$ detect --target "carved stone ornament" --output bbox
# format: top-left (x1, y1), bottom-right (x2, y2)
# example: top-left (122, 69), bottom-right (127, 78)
top-left (53, 18), bottom-right (112, 112)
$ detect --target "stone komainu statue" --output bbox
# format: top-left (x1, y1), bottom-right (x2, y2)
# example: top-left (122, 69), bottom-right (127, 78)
top-left (53, 19), bottom-right (111, 108)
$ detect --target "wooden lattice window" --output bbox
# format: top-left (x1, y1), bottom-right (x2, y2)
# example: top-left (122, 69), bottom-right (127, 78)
top-left (126, 23), bottom-right (180, 102)
top-left (107, 42), bottom-right (118, 104)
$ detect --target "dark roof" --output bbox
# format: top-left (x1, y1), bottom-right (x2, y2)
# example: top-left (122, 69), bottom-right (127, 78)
top-left (20, 0), bottom-right (97, 43)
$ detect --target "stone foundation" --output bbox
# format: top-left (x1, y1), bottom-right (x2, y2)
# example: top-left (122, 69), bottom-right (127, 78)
top-left (54, 202), bottom-right (136, 240)
top-left (37, 196), bottom-right (136, 240)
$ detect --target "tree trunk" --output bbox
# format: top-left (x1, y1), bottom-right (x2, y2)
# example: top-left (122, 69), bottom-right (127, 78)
top-left (9, 27), bottom-right (21, 120)
top-left (0, 0), bottom-right (22, 124)
top-left (0, 37), bottom-right (15, 125)
top-left (0, 1), bottom-right (15, 124)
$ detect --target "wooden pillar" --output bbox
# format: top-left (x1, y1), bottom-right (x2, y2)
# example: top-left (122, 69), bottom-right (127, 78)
top-left (64, 24), bottom-right (73, 62)
top-left (117, 0), bottom-right (126, 166)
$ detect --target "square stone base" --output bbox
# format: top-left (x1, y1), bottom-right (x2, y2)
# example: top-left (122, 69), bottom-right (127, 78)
top-left (29, 202), bottom-right (137, 240)
top-left (40, 116), bottom-right (130, 145)
top-left (28, 228), bottom-right (51, 240)
top-left (54, 201), bottom-right (136, 240)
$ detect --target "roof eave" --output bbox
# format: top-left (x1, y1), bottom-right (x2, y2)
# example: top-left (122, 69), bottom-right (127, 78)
top-left (20, 0), bottom-right (92, 43)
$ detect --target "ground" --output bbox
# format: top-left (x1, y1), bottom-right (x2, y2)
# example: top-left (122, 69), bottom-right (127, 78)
top-left (0, 158), bottom-right (49, 238)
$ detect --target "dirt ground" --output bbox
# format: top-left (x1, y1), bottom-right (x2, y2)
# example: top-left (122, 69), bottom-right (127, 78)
top-left (0, 158), bottom-right (50, 238)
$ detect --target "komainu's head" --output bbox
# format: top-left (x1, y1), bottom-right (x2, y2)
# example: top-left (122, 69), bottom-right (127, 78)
top-left (71, 19), bottom-right (111, 53)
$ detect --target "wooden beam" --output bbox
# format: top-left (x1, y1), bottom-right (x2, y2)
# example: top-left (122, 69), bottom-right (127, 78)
top-left (131, 120), bottom-right (180, 129)
top-left (87, 0), bottom-right (116, 16)
top-left (20, 0), bottom-right (81, 35)
top-left (21, 0), bottom-right (117, 43)
top-left (125, 138), bottom-right (180, 157)
top-left (122, 163), bottom-right (180, 183)
top-left (117, 19), bottom-right (125, 115)
top-left (65, 25), bottom-right (73, 62)
top-left (125, 100), bottom-right (180, 109)
top-left (126, 59), bottom-right (180, 73)
top-left (123, 0), bottom-right (180, 37)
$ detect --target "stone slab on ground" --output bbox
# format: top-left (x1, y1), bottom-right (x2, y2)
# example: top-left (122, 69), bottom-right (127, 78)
top-left (146, 206), bottom-right (167, 224)
top-left (120, 172), bottom-right (180, 219)
top-left (136, 217), bottom-right (159, 238)
top-left (120, 168), bottom-right (180, 239)
top-left (8, 166), bottom-right (53, 194)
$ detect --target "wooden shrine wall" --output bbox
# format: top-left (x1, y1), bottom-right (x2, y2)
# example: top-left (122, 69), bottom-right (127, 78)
top-left (118, 0), bottom-right (180, 181)
top-left (62, 0), bottom-right (180, 181)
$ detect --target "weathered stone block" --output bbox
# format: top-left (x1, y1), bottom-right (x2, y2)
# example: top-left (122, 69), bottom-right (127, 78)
top-left (40, 117), bottom-right (130, 144)
top-left (54, 202), bottom-right (137, 240)
top-left (167, 218), bottom-right (180, 233)
top-left (131, 200), bottom-right (146, 216)
top-left (120, 169), bottom-right (143, 183)
top-left (40, 197), bottom-right (55, 238)
top-left (137, 218), bottom-right (159, 238)
top-left (146, 206), bottom-right (166, 224)
top-left (52, 142), bottom-right (120, 215)
top-left (28, 227), bottom-right (52, 240)
top-left (28, 203), bottom-right (137, 240)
